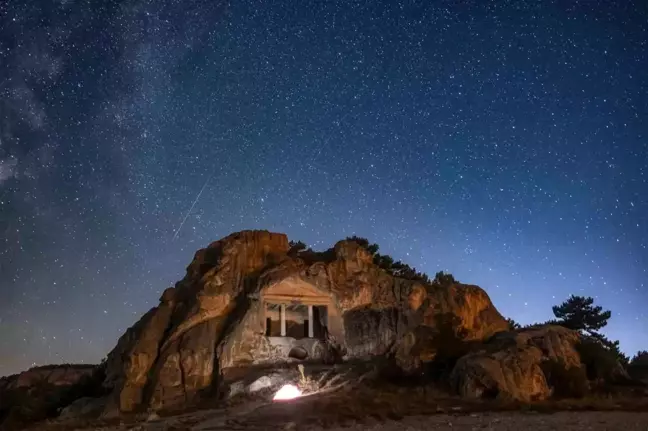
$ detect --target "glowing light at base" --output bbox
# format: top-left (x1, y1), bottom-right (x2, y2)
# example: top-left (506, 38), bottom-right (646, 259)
top-left (273, 384), bottom-right (302, 401)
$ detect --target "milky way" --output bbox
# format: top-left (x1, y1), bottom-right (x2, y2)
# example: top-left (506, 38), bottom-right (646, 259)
top-left (0, 1), bottom-right (646, 376)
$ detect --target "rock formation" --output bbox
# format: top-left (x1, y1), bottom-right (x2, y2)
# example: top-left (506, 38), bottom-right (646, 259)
top-left (0, 364), bottom-right (99, 429)
top-left (451, 325), bottom-right (583, 401)
top-left (0, 364), bottom-right (96, 392)
top-left (100, 230), bottom-right (509, 414)
top-left (2, 230), bottom-right (640, 431)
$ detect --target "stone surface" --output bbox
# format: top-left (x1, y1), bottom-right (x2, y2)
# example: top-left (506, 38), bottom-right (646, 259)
top-left (190, 411), bottom-right (648, 431)
top-left (24, 408), bottom-right (648, 431)
top-left (247, 376), bottom-right (274, 393)
top-left (0, 364), bottom-right (96, 390)
top-left (58, 396), bottom-right (107, 420)
top-left (95, 230), bottom-right (508, 413)
top-left (0, 364), bottom-right (99, 429)
top-left (450, 325), bottom-right (582, 401)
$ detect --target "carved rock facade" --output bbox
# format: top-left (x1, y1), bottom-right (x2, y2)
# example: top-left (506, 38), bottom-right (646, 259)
top-left (101, 230), bottom-right (509, 413)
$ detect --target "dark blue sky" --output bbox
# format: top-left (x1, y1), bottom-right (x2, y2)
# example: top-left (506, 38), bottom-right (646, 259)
top-left (1, 0), bottom-right (646, 377)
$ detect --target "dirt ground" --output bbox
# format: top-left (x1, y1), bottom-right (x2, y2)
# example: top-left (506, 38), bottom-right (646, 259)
top-left (30, 373), bottom-right (648, 431)
top-left (42, 410), bottom-right (648, 431)
top-left (210, 412), bottom-right (648, 431)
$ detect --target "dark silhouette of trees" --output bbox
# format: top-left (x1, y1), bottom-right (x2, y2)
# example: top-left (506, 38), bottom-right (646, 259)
top-left (587, 332), bottom-right (629, 366)
top-left (631, 350), bottom-right (648, 366)
top-left (345, 236), bottom-right (379, 254)
top-left (540, 358), bottom-right (588, 398)
top-left (550, 295), bottom-right (628, 368)
top-left (576, 336), bottom-right (628, 381)
top-left (288, 240), bottom-right (307, 255)
top-left (628, 351), bottom-right (648, 380)
top-left (432, 271), bottom-right (456, 287)
top-left (552, 295), bottom-right (611, 334)
top-left (506, 318), bottom-right (521, 330)
top-left (345, 236), bottom-right (436, 284)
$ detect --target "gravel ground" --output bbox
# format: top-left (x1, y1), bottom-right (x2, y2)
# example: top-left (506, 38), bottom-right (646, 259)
top-left (313, 412), bottom-right (648, 431)
top-left (75, 411), bottom-right (648, 431)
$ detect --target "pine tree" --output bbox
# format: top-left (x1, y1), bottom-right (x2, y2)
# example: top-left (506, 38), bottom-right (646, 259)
top-left (288, 240), bottom-right (307, 254)
top-left (631, 350), bottom-right (648, 366)
top-left (506, 318), bottom-right (521, 330)
top-left (552, 295), bottom-right (611, 333)
top-left (432, 271), bottom-right (456, 286)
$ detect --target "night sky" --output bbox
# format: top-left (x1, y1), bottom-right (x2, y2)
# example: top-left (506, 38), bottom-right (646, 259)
top-left (1, 0), bottom-right (646, 377)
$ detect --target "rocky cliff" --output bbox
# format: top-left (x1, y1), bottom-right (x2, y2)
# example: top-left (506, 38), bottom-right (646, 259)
top-left (0, 364), bottom-right (99, 430)
top-left (100, 230), bottom-right (509, 414)
top-left (0, 365), bottom-right (96, 392)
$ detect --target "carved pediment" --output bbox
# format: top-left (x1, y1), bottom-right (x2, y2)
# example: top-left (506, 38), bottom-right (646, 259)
top-left (263, 277), bottom-right (330, 301)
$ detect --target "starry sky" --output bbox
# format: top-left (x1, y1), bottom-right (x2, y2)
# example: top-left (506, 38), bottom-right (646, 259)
top-left (1, 0), bottom-right (647, 377)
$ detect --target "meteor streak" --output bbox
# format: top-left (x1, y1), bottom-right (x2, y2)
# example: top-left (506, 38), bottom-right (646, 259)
top-left (172, 173), bottom-right (212, 241)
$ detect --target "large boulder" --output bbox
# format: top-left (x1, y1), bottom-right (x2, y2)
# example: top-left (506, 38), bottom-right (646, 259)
top-left (59, 396), bottom-right (107, 420)
top-left (450, 325), bottom-right (582, 401)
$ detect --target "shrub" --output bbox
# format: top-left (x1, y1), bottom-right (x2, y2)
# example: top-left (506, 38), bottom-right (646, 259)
top-left (345, 236), bottom-right (379, 255)
top-left (576, 337), bottom-right (624, 382)
top-left (432, 271), bottom-right (455, 287)
top-left (288, 240), bottom-right (307, 255)
top-left (628, 350), bottom-right (648, 381)
top-left (506, 318), bottom-right (521, 330)
top-left (631, 350), bottom-right (648, 366)
top-left (541, 359), bottom-right (589, 398)
top-left (345, 236), bottom-right (433, 284)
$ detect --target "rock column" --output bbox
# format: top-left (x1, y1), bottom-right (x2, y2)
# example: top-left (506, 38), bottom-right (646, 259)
top-left (308, 305), bottom-right (314, 337)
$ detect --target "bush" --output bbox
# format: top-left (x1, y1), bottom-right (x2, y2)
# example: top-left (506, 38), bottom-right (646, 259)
top-left (506, 318), bottom-right (521, 330)
top-left (345, 236), bottom-right (433, 284)
top-left (576, 337), bottom-right (624, 382)
top-left (288, 240), bottom-right (307, 255)
top-left (432, 271), bottom-right (455, 287)
top-left (541, 359), bottom-right (589, 398)
top-left (631, 350), bottom-right (648, 366)
top-left (628, 351), bottom-right (648, 381)
top-left (345, 236), bottom-right (379, 255)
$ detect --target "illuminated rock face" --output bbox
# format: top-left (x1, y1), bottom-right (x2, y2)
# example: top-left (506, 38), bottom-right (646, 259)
top-left (102, 230), bottom-right (509, 413)
top-left (450, 325), bottom-right (583, 402)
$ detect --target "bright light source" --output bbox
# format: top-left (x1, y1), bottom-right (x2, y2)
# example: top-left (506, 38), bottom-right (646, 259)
top-left (273, 384), bottom-right (302, 401)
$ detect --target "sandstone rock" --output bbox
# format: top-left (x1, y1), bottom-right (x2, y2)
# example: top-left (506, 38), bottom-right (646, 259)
top-left (0, 364), bottom-right (100, 429)
top-left (450, 325), bottom-right (583, 401)
top-left (512, 325), bottom-right (581, 368)
top-left (97, 230), bottom-right (508, 413)
top-left (59, 396), bottom-right (107, 420)
top-left (2, 364), bottom-right (95, 390)
top-left (146, 411), bottom-right (160, 422)
top-left (228, 381), bottom-right (246, 398)
top-left (288, 346), bottom-right (309, 360)
top-left (248, 376), bottom-right (274, 393)
top-left (103, 297), bottom-right (175, 414)
top-left (422, 283), bottom-right (510, 341)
